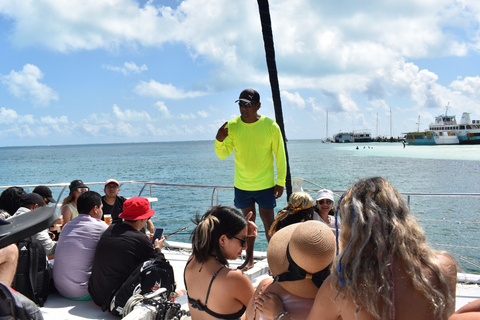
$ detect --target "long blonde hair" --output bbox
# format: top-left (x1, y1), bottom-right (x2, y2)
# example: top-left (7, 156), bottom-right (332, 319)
top-left (332, 177), bottom-right (455, 319)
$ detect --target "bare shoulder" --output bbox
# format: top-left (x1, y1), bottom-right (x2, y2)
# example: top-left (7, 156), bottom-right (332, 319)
top-left (223, 268), bottom-right (254, 306)
top-left (224, 268), bottom-right (253, 284)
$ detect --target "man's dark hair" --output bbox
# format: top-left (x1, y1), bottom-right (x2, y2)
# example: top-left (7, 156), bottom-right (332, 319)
top-left (77, 191), bottom-right (102, 215)
top-left (0, 187), bottom-right (27, 215)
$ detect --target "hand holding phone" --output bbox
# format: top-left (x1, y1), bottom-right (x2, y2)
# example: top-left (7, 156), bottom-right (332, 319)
top-left (151, 228), bottom-right (164, 244)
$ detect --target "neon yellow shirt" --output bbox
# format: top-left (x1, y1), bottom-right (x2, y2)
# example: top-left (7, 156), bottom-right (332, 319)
top-left (215, 115), bottom-right (287, 191)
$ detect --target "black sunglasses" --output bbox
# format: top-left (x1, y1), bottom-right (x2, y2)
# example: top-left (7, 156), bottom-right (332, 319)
top-left (318, 199), bottom-right (333, 205)
top-left (238, 102), bottom-right (254, 108)
top-left (232, 236), bottom-right (247, 247)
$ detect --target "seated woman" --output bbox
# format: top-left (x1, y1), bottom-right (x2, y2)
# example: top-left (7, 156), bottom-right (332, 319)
top-left (268, 192), bottom-right (314, 237)
top-left (313, 189), bottom-right (336, 229)
top-left (256, 177), bottom-right (457, 320)
top-left (184, 206), bottom-right (258, 320)
top-left (61, 180), bottom-right (89, 225)
top-left (246, 220), bottom-right (335, 320)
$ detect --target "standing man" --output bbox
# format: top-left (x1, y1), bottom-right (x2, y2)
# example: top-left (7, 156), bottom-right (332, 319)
top-left (53, 191), bottom-right (108, 300)
top-left (215, 88), bottom-right (286, 270)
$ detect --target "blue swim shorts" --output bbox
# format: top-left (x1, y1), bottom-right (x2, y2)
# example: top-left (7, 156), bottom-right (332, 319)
top-left (234, 187), bottom-right (276, 210)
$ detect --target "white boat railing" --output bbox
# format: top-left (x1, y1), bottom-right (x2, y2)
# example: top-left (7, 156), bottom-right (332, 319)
top-left (2, 179), bottom-right (480, 273)
top-left (4, 180), bottom-right (480, 207)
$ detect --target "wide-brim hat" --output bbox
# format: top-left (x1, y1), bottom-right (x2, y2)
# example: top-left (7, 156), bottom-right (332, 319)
top-left (69, 180), bottom-right (89, 192)
top-left (316, 189), bottom-right (334, 202)
top-left (119, 197), bottom-right (154, 220)
top-left (267, 220), bottom-right (335, 298)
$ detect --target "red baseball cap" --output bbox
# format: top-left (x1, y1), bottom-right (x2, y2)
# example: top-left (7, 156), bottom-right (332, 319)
top-left (119, 197), bottom-right (154, 220)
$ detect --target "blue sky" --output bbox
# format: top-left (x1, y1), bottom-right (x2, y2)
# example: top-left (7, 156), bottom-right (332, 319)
top-left (1, 0), bottom-right (480, 147)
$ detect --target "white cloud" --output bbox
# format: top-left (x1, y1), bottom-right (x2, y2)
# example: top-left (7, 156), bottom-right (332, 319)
top-left (0, 107), bottom-right (18, 124)
top-left (40, 115), bottom-right (69, 125)
top-left (146, 123), bottom-right (168, 136)
top-left (197, 110), bottom-right (208, 118)
top-left (1, 64), bottom-right (59, 106)
top-left (154, 101), bottom-right (172, 118)
top-left (112, 104), bottom-right (151, 121)
top-left (179, 113), bottom-right (196, 120)
top-left (134, 80), bottom-right (206, 99)
top-left (103, 61), bottom-right (148, 75)
top-left (450, 76), bottom-right (480, 100)
top-left (281, 90), bottom-right (306, 110)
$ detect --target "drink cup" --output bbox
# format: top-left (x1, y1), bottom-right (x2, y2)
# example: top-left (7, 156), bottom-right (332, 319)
top-left (104, 214), bottom-right (112, 225)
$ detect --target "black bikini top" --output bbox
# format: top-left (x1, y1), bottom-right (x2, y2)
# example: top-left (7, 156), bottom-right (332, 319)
top-left (184, 259), bottom-right (246, 320)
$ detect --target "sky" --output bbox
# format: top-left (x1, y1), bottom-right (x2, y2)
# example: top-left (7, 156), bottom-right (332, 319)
top-left (1, 0), bottom-right (480, 147)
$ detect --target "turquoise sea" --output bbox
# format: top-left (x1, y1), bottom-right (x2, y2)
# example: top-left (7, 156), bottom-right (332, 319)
top-left (1, 140), bottom-right (479, 273)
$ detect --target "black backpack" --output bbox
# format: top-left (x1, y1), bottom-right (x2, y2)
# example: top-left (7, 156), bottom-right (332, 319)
top-left (0, 282), bottom-right (44, 320)
top-left (12, 237), bottom-right (52, 307)
top-left (109, 256), bottom-right (176, 317)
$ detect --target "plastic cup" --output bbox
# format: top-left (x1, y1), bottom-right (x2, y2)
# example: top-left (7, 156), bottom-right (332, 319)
top-left (104, 214), bottom-right (112, 225)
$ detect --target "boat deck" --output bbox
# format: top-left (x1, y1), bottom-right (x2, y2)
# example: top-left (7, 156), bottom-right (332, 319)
top-left (40, 241), bottom-right (269, 320)
top-left (40, 241), bottom-right (480, 319)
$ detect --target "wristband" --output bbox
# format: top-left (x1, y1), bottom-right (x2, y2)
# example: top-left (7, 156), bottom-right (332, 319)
top-left (274, 311), bottom-right (290, 320)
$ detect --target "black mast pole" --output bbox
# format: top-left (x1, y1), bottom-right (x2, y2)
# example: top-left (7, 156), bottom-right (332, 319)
top-left (256, 0), bottom-right (292, 199)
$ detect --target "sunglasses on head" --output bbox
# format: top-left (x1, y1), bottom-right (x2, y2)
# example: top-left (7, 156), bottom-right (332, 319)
top-left (232, 236), bottom-right (247, 247)
top-left (318, 199), bottom-right (333, 205)
top-left (238, 101), bottom-right (254, 108)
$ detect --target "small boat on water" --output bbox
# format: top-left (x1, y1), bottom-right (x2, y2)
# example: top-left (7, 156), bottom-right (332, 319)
top-left (352, 129), bottom-right (372, 142)
top-left (405, 105), bottom-right (480, 145)
top-left (2, 180), bottom-right (480, 319)
top-left (404, 130), bottom-right (436, 145)
top-left (334, 131), bottom-right (354, 143)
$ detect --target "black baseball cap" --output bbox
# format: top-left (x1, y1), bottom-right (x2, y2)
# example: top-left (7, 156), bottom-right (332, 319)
top-left (235, 88), bottom-right (260, 103)
top-left (32, 186), bottom-right (56, 203)
top-left (20, 193), bottom-right (45, 207)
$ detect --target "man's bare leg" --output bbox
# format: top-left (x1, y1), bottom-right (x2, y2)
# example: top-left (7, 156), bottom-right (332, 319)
top-left (238, 205), bottom-right (256, 271)
top-left (0, 244), bottom-right (18, 286)
top-left (258, 207), bottom-right (274, 243)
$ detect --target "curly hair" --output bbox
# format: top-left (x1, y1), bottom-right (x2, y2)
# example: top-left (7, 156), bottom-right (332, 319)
top-left (332, 177), bottom-right (455, 319)
top-left (269, 191), bottom-right (314, 237)
top-left (190, 206), bottom-right (248, 266)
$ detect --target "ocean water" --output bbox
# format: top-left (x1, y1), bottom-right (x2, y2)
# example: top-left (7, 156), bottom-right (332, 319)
top-left (1, 140), bottom-right (479, 273)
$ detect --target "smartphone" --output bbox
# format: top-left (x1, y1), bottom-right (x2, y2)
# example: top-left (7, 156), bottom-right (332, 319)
top-left (151, 228), bottom-right (164, 244)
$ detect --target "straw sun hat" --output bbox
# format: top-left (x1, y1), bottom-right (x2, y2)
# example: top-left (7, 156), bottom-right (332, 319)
top-left (267, 220), bottom-right (336, 299)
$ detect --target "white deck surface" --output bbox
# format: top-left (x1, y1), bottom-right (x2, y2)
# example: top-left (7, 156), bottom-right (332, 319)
top-left (40, 241), bottom-right (269, 320)
top-left (40, 241), bottom-right (480, 319)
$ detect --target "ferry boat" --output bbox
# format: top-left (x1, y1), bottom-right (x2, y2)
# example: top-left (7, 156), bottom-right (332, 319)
top-left (334, 131), bottom-right (354, 143)
top-left (352, 129), bottom-right (372, 142)
top-left (404, 131), bottom-right (436, 145)
top-left (405, 106), bottom-right (480, 145)
top-left (2, 180), bottom-right (480, 319)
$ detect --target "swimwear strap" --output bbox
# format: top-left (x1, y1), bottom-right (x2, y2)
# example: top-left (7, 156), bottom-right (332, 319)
top-left (274, 244), bottom-right (331, 288)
